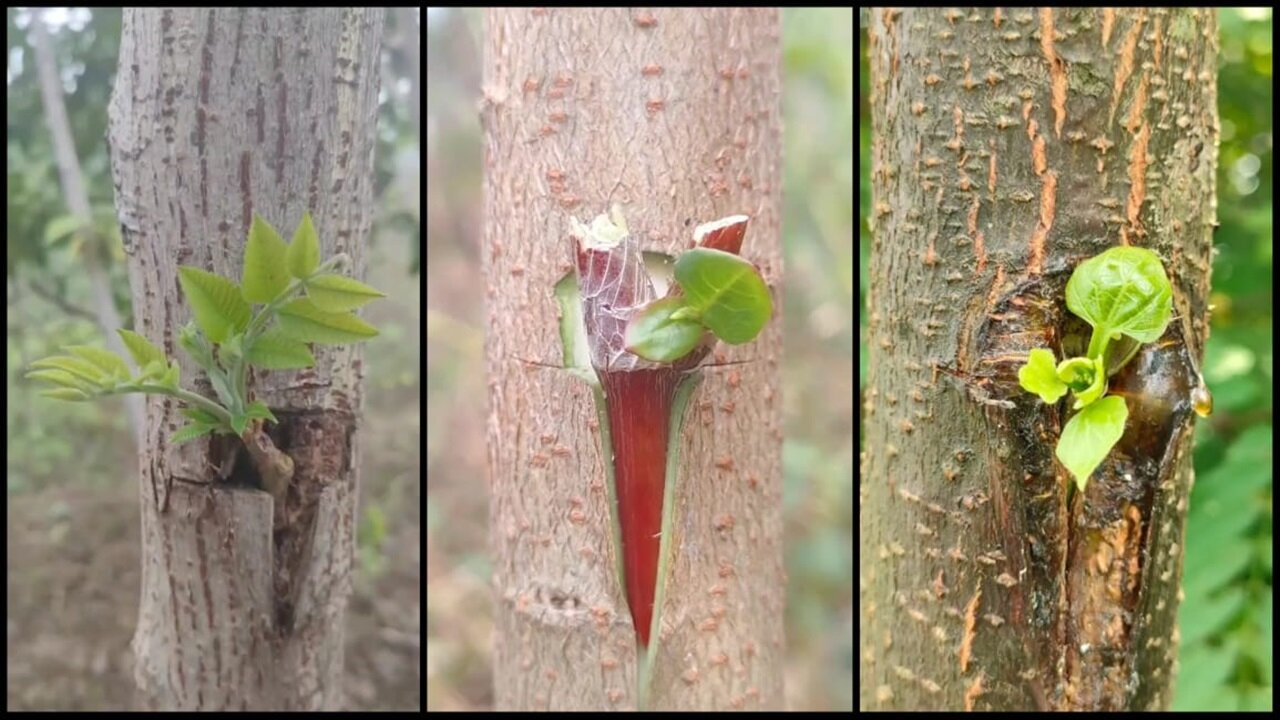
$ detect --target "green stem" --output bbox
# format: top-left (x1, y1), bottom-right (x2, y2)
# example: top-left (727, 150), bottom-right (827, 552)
top-left (233, 254), bottom-right (345, 399)
top-left (1085, 328), bottom-right (1112, 363)
top-left (130, 383), bottom-right (234, 425)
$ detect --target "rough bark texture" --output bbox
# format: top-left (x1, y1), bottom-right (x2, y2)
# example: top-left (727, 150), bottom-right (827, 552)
top-left (107, 8), bottom-right (384, 710)
top-left (483, 7), bottom-right (785, 711)
top-left (861, 8), bottom-right (1217, 711)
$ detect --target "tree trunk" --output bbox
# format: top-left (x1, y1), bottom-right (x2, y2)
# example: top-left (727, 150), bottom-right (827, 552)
top-left (860, 8), bottom-right (1217, 711)
top-left (107, 8), bottom-right (384, 710)
top-left (32, 8), bottom-right (144, 449)
top-left (483, 7), bottom-right (785, 710)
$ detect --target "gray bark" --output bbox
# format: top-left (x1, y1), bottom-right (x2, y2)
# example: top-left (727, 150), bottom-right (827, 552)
top-left (107, 8), bottom-right (384, 710)
top-left (861, 7), bottom-right (1217, 711)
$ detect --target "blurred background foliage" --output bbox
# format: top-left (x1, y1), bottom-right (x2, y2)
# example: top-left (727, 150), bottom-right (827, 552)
top-left (6, 7), bottom-right (421, 710)
top-left (426, 7), bottom-right (854, 711)
top-left (859, 8), bottom-right (1273, 712)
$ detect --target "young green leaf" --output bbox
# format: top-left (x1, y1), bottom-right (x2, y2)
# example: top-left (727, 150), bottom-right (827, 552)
top-left (1065, 246), bottom-right (1172, 345)
top-left (39, 388), bottom-right (92, 401)
top-left (160, 361), bottom-right (181, 389)
top-left (221, 333), bottom-right (245, 361)
top-left (624, 297), bottom-right (706, 363)
top-left (1055, 356), bottom-right (1096, 392)
top-left (65, 345), bottom-right (131, 380)
top-left (117, 329), bottom-right (167, 369)
top-left (245, 328), bottom-right (316, 369)
top-left (1017, 348), bottom-right (1068, 403)
top-left (177, 266), bottom-right (252, 343)
top-left (171, 423), bottom-right (218, 445)
top-left (668, 305), bottom-right (701, 322)
top-left (244, 400), bottom-right (278, 424)
top-left (673, 248), bottom-right (772, 344)
top-left (28, 355), bottom-right (108, 384)
top-left (26, 368), bottom-right (99, 393)
top-left (181, 405), bottom-right (225, 426)
top-left (276, 298), bottom-right (379, 344)
top-left (1056, 395), bottom-right (1128, 492)
top-left (230, 412), bottom-right (250, 436)
top-left (44, 214), bottom-right (84, 246)
top-left (1054, 355), bottom-right (1108, 408)
top-left (287, 211), bottom-right (320, 279)
top-left (177, 322), bottom-right (214, 368)
top-left (208, 368), bottom-right (238, 407)
top-left (243, 214), bottom-right (292, 302)
top-left (304, 274), bottom-right (387, 312)
top-left (140, 359), bottom-right (167, 381)
top-left (1071, 359), bottom-right (1108, 409)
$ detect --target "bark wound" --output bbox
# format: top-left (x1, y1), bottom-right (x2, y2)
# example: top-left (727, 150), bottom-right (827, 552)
top-left (960, 263), bottom-right (1200, 709)
top-left (571, 211), bottom-right (750, 648)
top-left (265, 409), bottom-right (354, 632)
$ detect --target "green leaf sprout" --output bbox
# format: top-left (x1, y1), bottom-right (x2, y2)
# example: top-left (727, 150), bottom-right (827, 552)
top-left (1017, 348), bottom-right (1068, 404)
top-left (1016, 246), bottom-right (1174, 490)
top-left (625, 248), bottom-right (772, 363)
top-left (672, 248), bottom-right (772, 345)
top-left (26, 212), bottom-right (383, 446)
top-left (623, 297), bottom-right (705, 363)
top-left (1066, 246), bottom-right (1172, 360)
top-left (1056, 395), bottom-right (1129, 489)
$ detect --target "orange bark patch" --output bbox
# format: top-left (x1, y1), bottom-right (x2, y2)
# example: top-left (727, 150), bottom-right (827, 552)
top-left (1040, 8), bottom-right (1068, 138)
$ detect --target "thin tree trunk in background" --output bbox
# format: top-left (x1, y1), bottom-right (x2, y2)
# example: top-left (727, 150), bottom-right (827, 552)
top-left (861, 8), bottom-right (1217, 711)
top-left (483, 7), bottom-right (784, 710)
top-left (108, 8), bottom-right (384, 710)
top-left (397, 7), bottom-right (421, 143)
top-left (32, 8), bottom-right (144, 449)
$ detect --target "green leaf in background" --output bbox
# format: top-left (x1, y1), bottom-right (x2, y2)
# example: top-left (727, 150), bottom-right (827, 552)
top-left (1066, 246), bottom-right (1173, 344)
top-left (116, 328), bottom-right (167, 369)
top-left (624, 297), bottom-right (706, 363)
top-left (1017, 348), bottom-right (1068, 403)
top-left (287, 211), bottom-right (320, 279)
top-left (64, 344), bottom-right (130, 380)
top-left (242, 214), bottom-right (291, 302)
top-left (673, 248), bottom-right (772, 344)
top-left (304, 273), bottom-right (386, 312)
top-left (177, 266), bottom-right (252, 343)
top-left (43, 214), bottom-right (82, 244)
top-left (1056, 395), bottom-right (1129, 491)
top-left (1173, 644), bottom-right (1239, 711)
top-left (246, 328), bottom-right (316, 369)
top-left (277, 298), bottom-right (378, 344)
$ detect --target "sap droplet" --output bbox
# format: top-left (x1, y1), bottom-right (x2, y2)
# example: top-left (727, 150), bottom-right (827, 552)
top-left (1192, 383), bottom-right (1213, 417)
